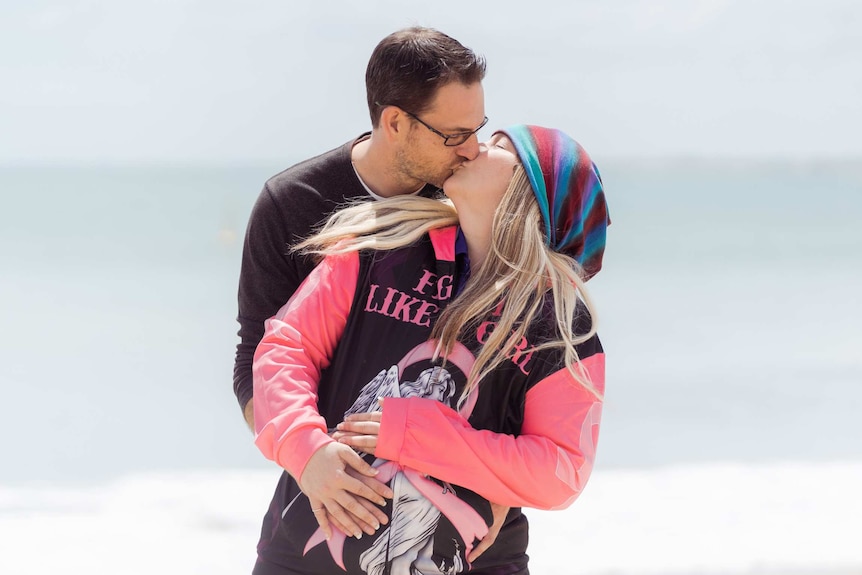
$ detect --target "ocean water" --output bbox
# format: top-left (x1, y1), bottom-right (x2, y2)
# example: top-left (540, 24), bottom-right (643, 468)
top-left (1, 159), bottom-right (861, 573)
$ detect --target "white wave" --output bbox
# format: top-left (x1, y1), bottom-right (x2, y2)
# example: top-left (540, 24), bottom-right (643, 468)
top-left (2, 462), bottom-right (860, 575)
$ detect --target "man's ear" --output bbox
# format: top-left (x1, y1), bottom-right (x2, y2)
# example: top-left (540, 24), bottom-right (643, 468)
top-left (379, 106), bottom-right (410, 143)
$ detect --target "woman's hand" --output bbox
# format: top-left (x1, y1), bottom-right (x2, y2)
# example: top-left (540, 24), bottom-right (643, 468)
top-left (468, 502), bottom-right (510, 562)
top-left (299, 442), bottom-right (392, 540)
top-left (332, 411), bottom-right (382, 456)
top-left (334, 404), bottom-right (512, 561)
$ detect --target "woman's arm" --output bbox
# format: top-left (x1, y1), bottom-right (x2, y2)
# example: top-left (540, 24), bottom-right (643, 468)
top-left (252, 250), bottom-right (359, 474)
top-left (372, 351), bottom-right (605, 510)
top-left (252, 250), bottom-right (392, 538)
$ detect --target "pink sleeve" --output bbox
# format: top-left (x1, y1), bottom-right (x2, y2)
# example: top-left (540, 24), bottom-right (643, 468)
top-left (252, 250), bottom-right (359, 480)
top-left (376, 353), bottom-right (605, 510)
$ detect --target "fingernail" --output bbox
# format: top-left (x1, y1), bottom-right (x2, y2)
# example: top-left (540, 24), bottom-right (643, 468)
top-left (336, 423), bottom-right (344, 429)
top-left (355, 532), bottom-right (362, 539)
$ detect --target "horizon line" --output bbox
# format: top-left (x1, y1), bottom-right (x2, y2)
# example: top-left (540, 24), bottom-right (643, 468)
top-left (3, 154), bottom-right (862, 170)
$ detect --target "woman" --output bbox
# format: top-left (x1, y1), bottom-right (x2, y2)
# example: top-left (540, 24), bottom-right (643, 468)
top-left (252, 125), bottom-right (610, 575)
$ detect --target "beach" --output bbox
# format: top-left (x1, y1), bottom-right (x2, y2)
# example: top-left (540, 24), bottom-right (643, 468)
top-left (1, 161), bottom-right (860, 573)
top-left (4, 1), bottom-right (862, 572)
top-left (2, 463), bottom-right (861, 574)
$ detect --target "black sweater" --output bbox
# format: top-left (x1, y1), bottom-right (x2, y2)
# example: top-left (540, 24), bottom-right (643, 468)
top-left (233, 136), bottom-right (437, 411)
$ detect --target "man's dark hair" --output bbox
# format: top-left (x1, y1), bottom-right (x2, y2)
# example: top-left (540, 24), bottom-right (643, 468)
top-left (366, 27), bottom-right (486, 128)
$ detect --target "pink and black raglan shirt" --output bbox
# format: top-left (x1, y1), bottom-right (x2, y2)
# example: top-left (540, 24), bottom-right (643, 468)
top-left (252, 226), bottom-right (605, 575)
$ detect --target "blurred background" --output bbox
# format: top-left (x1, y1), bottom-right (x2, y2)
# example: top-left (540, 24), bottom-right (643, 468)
top-left (1, 1), bottom-right (860, 573)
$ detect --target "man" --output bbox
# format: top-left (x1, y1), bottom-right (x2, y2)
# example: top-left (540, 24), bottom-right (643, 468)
top-left (234, 27), bottom-right (485, 428)
top-left (235, 27), bottom-right (509, 572)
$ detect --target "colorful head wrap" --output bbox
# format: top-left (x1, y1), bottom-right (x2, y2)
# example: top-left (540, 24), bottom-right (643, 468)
top-left (498, 125), bottom-right (610, 280)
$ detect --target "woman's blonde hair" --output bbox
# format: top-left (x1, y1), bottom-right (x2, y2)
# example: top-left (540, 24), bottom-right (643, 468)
top-left (297, 165), bottom-right (600, 400)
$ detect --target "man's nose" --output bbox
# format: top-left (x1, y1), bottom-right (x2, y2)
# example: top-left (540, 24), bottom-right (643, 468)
top-left (454, 135), bottom-right (481, 161)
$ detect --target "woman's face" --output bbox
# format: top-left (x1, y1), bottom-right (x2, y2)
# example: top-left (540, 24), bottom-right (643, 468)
top-left (442, 132), bottom-right (519, 213)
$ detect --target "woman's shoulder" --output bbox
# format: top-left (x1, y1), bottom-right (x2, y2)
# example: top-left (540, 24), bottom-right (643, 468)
top-left (524, 296), bottom-right (602, 368)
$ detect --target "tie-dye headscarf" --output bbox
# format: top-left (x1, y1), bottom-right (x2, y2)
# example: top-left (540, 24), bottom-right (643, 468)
top-left (498, 125), bottom-right (610, 280)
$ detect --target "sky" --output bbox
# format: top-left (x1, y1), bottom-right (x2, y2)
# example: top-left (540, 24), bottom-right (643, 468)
top-left (2, 0), bottom-right (861, 165)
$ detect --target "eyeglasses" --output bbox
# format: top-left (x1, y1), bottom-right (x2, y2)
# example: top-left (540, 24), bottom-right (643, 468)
top-left (403, 111), bottom-right (489, 147)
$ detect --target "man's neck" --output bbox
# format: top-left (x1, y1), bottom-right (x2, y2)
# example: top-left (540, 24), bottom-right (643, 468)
top-left (351, 137), bottom-right (425, 198)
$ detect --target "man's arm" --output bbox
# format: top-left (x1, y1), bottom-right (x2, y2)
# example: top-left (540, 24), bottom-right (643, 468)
top-left (234, 184), bottom-right (309, 424)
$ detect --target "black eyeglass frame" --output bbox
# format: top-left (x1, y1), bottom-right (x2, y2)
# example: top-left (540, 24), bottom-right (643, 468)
top-left (370, 99), bottom-right (487, 148)
top-left (403, 111), bottom-right (489, 146)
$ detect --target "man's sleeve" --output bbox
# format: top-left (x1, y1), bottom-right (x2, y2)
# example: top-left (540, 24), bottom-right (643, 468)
top-left (233, 184), bottom-right (317, 412)
top-left (376, 348), bottom-right (605, 510)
